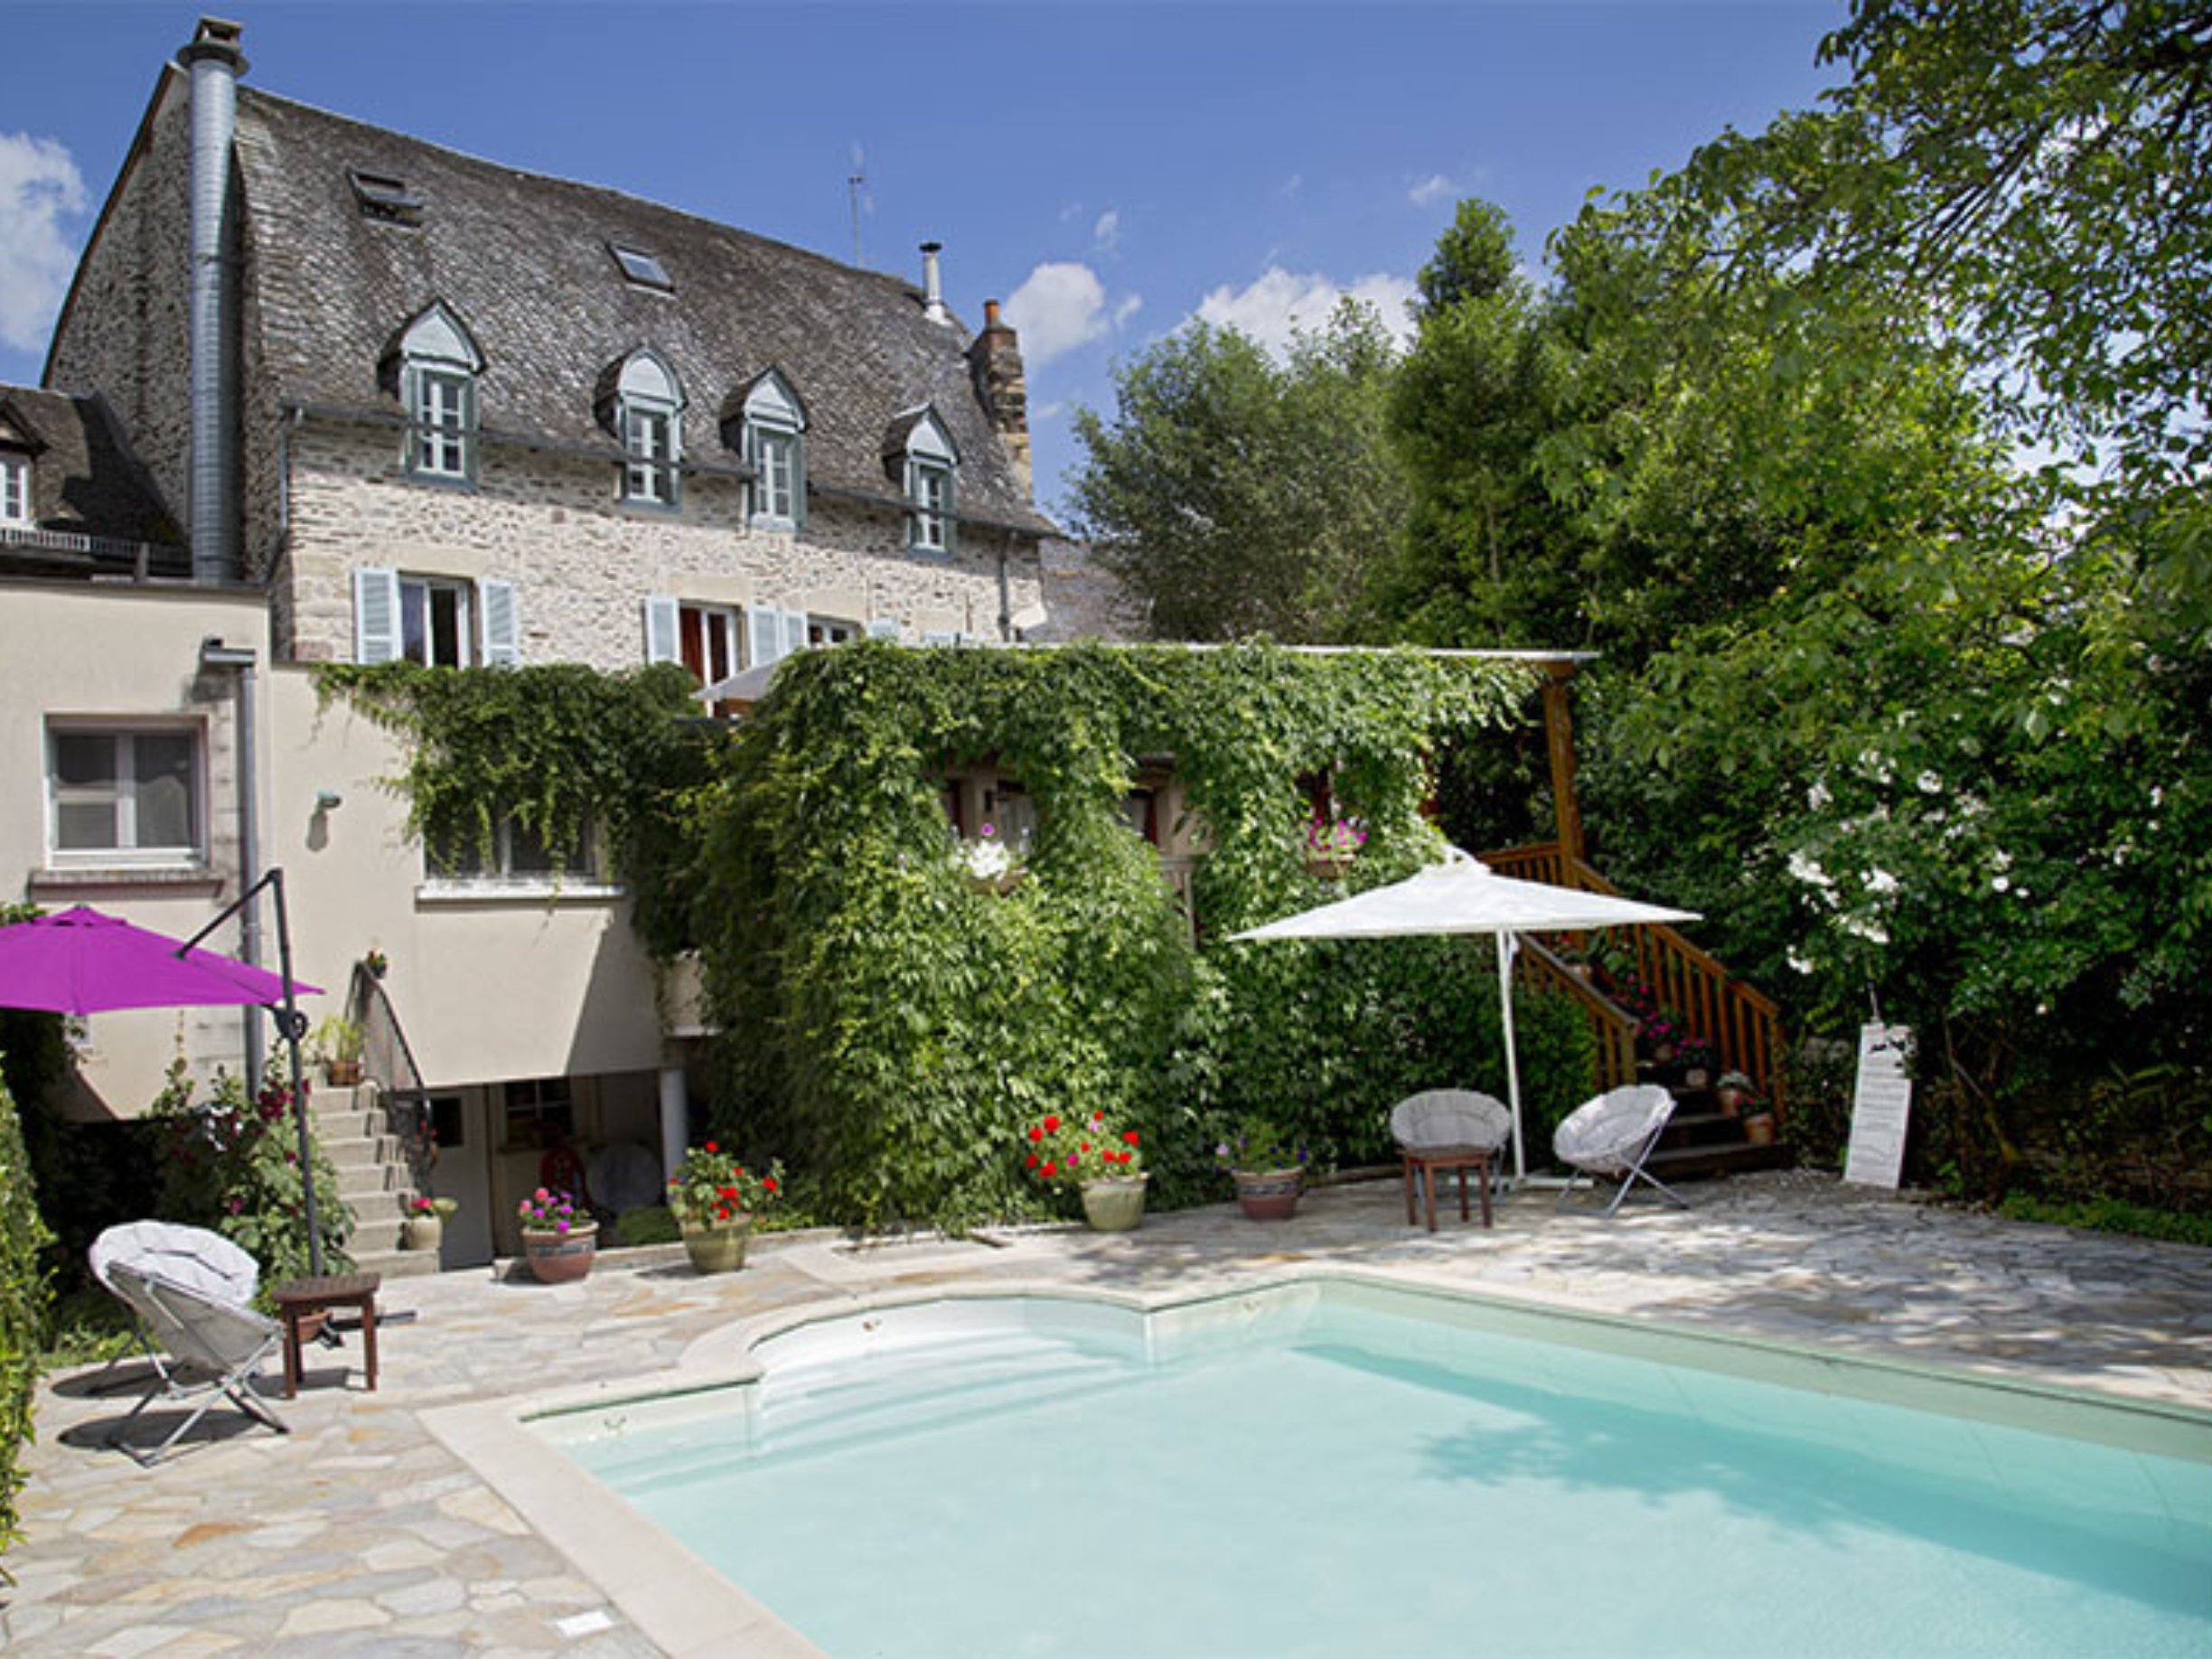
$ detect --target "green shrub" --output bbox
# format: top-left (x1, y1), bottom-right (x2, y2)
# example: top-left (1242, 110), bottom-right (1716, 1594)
top-left (146, 1054), bottom-right (352, 1289)
top-left (1996, 1195), bottom-right (2212, 1250)
top-left (0, 1063), bottom-right (53, 1579)
top-left (611, 1204), bottom-right (680, 1247)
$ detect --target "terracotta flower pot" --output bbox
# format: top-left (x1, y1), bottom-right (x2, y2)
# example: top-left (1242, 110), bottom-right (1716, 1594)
top-left (1232, 1167), bottom-right (1303, 1222)
top-left (325, 1059), bottom-right (363, 1086)
top-left (1743, 1113), bottom-right (1776, 1147)
top-left (1079, 1176), bottom-right (1148, 1232)
top-left (521, 1222), bottom-right (597, 1283)
top-left (680, 1216), bottom-right (751, 1274)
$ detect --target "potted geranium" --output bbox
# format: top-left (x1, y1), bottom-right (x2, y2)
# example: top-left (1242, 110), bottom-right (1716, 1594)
top-left (1215, 1120), bottom-right (1310, 1221)
top-left (1302, 813), bottom-right (1366, 878)
top-left (1677, 1036), bottom-right (1716, 1090)
top-left (666, 1140), bottom-right (783, 1274)
top-left (1021, 1110), bottom-right (1147, 1231)
top-left (402, 1194), bottom-right (456, 1251)
top-left (516, 1186), bottom-right (595, 1283)
top-left (1715, 1071), bottom-right (1757, 1117)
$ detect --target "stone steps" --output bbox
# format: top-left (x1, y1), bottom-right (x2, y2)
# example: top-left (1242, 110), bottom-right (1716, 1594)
top-left (305, 1081), bottom-right (443, 1279)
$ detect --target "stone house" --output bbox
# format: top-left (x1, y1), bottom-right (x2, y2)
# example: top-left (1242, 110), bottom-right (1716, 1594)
top-left (4, 17), bottom-right (1058, 1268)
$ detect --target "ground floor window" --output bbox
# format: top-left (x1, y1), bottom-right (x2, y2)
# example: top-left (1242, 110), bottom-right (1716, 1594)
top-left (46, 724), bottom-right (202, 863)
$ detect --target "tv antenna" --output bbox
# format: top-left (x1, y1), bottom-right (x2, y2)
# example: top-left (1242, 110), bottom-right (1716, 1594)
top-left (848, 143), bottom-right (869, 268)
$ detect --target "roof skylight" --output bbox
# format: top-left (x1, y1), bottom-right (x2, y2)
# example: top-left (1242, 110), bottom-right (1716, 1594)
top-left (348, 168), bottom-right (424, 226)
top-left (609, 242), bottom-right (674, 292)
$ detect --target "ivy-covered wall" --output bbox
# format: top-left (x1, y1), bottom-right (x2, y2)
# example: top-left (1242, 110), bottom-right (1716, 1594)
top-left (698, 642), bottom-right (1593, 1226)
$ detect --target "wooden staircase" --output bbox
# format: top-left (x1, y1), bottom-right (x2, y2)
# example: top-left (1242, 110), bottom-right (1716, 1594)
top-left (1485, 841), bottom-right (1793, 1178)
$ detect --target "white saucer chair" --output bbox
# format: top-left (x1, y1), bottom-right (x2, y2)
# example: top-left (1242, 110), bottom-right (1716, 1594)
top-left (87, 1220), bottom-right (261, 1394)
top-left (1553, 1084), bottom-right (1689, 1216)
top-left (100, 1260), bottom-right (288, 1464)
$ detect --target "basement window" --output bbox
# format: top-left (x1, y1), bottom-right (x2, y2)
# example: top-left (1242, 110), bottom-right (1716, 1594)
top-left (610, 242), bottom-right (673, 292)
top-left (349, 168), bottom-right (424, 226)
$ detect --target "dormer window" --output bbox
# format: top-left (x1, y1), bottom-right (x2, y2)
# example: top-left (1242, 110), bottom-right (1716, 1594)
top-left (0, 453), bottom-right (27, 525)
top-left (609, 242), bottom-right (673, 292)
top-left (606, 351), bottom-right (684, 507)
top-left (888, 407), bottom-right (958, 555)
top-left (350, 168), bottom-right (424, 226)
top-left (736, 370), bottom-right (807, 529)
top-left (391, 303), bottom-right (483, 482)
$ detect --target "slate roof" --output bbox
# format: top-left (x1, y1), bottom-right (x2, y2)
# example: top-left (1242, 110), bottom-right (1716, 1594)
top-left (230, 87), bottom-right (1053, 534)
top-left (0, 385), bottom-right (185, 564)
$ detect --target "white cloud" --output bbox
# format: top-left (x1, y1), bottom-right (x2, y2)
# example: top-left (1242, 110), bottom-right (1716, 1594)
top-left (1005, 261), bottom-right (1135, 370)
top-left (1092, 209), bottom-right (1120, 253)
top-left (1112, 294), bottom-right (1143, 329)
top-left (1193, 267), bottom-right (1420, 357)
top-left (1409, 173), bottom-right (1455, 207)
top-left (0, 133), bottom-right (87, 353)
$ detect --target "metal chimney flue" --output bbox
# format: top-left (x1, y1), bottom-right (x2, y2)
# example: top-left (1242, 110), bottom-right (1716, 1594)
top-left (920, 240), bottom-right (951, 325)
top-left (179, 17), bottom-right (248, 584)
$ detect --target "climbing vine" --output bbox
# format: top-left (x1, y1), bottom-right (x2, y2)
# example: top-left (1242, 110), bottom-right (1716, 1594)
top-left (320, 644), bottom-right (1596, 1230)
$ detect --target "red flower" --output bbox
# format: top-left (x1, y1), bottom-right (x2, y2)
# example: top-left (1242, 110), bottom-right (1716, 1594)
top-left (1123, 1130), bottom-right (1140, 1147)
top-left (1043, 1114), bottom-right (1061, 1133)
top-left (1026, 1154), bottom-right (1040, 1169)
top-left (1040, 1160), bottom-right (1057, 1178)
top-left (705, 1140), bottom-right (719, 1153)
top-left (720, 1185), bottom-right (737, 1199)
top-left (715, 1204), bottom-right (731, 1221)
top-left (763, 1176), bottom-right (778, 1193)
top-left (1029, 1125), bottom-right (1045, 1143)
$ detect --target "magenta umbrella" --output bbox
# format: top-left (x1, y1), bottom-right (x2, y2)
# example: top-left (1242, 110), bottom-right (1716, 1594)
top-left (0, 904), bottom-right (320, 1016)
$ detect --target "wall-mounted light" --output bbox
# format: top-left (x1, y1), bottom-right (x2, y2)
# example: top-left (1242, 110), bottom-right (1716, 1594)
top-left (314, 789), bottom-right (343, 811)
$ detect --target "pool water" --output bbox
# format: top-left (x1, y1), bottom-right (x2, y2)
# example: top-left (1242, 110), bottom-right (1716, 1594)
top-left (549, 1287), bottom-right (2212, 1658)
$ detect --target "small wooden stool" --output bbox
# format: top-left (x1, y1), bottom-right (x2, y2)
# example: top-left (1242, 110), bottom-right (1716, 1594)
top-left (1401, 1145), bottom-right (1496, 1232)
top-left (270, 1271), bottom-right (382, 1398)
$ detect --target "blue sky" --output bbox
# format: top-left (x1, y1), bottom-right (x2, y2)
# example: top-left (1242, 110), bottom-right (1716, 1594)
top-left (1, 1), bottom-right (1848, 518)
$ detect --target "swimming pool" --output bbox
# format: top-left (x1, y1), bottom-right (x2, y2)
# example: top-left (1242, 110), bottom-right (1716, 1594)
top-left (519, 1278), bottom-right (2211, 1657)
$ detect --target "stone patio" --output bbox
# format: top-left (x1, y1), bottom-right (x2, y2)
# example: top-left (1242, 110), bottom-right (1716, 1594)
top-left (5, 1169), bottom-right (2210, 1655)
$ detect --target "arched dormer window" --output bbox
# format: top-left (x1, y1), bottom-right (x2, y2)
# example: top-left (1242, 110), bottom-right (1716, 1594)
top-left (602, 350), bottom-right (684, 508)
top-left (886, 407), bottom-right (958, 554)
top-left (389, 303), bottom-right (483, 483)
top-left (733, 369), bottom-right (807, 530)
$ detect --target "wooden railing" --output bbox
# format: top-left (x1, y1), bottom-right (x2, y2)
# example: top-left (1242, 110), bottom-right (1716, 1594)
top-left (1485, 842), bottom-right (1786, 1114)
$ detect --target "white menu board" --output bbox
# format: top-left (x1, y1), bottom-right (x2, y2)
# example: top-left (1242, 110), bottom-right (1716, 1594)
top-left (1843, 1024), bottom-right (1914, 1189)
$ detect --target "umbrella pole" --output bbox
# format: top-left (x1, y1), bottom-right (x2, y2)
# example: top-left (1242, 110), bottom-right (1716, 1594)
top-left (1497, 932), bottom-right (1526, 1184)
top-left (184, 867), bottom-right (323, 1279)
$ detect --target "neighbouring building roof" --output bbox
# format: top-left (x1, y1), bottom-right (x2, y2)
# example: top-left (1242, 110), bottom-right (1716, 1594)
top-left (0, 385), bottom-right (186, 575)
top-left (229, 86), bottom-right (1054, 534)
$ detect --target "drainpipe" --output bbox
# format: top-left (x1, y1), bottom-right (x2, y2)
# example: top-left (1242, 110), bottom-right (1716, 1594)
top-left (179, 17), bottom-right (248, 585)
top-left (201, 636), bottom-right (263, 1095)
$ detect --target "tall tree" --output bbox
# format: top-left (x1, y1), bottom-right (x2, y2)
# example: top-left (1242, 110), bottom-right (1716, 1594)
top-left (1067, 302), bottom-right (1408, 642)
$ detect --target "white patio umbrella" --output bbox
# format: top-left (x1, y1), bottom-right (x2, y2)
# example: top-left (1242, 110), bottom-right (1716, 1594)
top-left (1228, 847), bottom-right (1699, 1183)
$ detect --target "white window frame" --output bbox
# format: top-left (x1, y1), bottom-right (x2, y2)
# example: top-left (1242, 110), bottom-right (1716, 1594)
top-left (644, 594), bottom-right (741, 689)
top-left (45, 722), bottom-right (205, 867)
top-left (807, 616), bottom-right (858, 648)
top-left (899, 409), bottom-right (958, 554)
top-left (740, 372), bottom-right (807, 530)
top-left (396, 304), bottom-right (483, 483)
top-left (355, 568), bottom-right (520, 668)
top-left (0, 453), bottom-right (29, 525)
top-left (426, 813), bottom-right (598, 885)
top-left (615, 352), bottom-right (684, 508)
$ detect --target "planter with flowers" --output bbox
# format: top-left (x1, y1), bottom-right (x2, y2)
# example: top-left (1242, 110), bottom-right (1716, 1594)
top-left (1302, 814), bottom-right (1367, 879)
top-left (402, 1194), bottom-right (457, 1252)
top-left (516, 1187), bottom-right (596, 1283)
top-left (957, 822), bottom-right (1026, 895)
top-left (1215, 1120), bottom-right (1310, 1221)
top-left (666, 1141), bottom-right (783, 1274)
top-left (1715, 1071), bottom-right (1757, 1117)
top-left (1677, 1036), bottom-right (1716, 1091)
top-left (1022, 1110), bottom-right (1147, 1231)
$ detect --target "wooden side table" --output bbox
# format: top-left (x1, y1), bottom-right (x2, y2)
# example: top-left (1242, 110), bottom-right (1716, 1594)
top-left (270, 1272), bottom-right (382, 1398)
top-left (1400, 1145), bottom-right (1496, 1232)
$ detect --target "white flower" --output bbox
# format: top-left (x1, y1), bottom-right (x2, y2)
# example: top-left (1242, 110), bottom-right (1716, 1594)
top-left (2151, 786), bottom-right (2164, 807)
top-left (1838, 914), bottom-right (1889, 945)
top-left (1991, 848), bottom-right (2012, 871)
top-left (1862, 868), bottom-right (1899, 895)
top-left (1786, 951), bottom-right (1815, 975)
top-left (1917, 771), bottom-right (1943, 794)
top-left (1786, 850), bottom-right (1834, 889)
top-left (1992, 875), bottom-right (2011, 893)
top-left (960, 825), bottom-right (1014, 880)
top-left (1805, 780), bottom-right (1832, 810)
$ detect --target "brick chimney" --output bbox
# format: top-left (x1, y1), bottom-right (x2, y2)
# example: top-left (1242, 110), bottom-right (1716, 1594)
top-left (969, 298), bottom-right (1031, 501)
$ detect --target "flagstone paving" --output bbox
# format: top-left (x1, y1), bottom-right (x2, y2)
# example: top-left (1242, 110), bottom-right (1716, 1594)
top-left (6, 1169), bottom-right (2209, 1655)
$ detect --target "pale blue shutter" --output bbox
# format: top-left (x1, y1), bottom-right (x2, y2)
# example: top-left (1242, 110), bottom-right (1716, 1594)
top-left (745, 605), bottom-right (783, 667)
top-left (643, 595), bottom-right (680, 665)
top-left (866, 619), bottom-right (900, 642)
top-left (781, 609), bottom-right (811, 659)
top-left (791, 432), bottom-right (808, 531)
top-left (354, 567), bottom-right (401, 664)
top-left (479, 579), bottom-right (520, 667)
